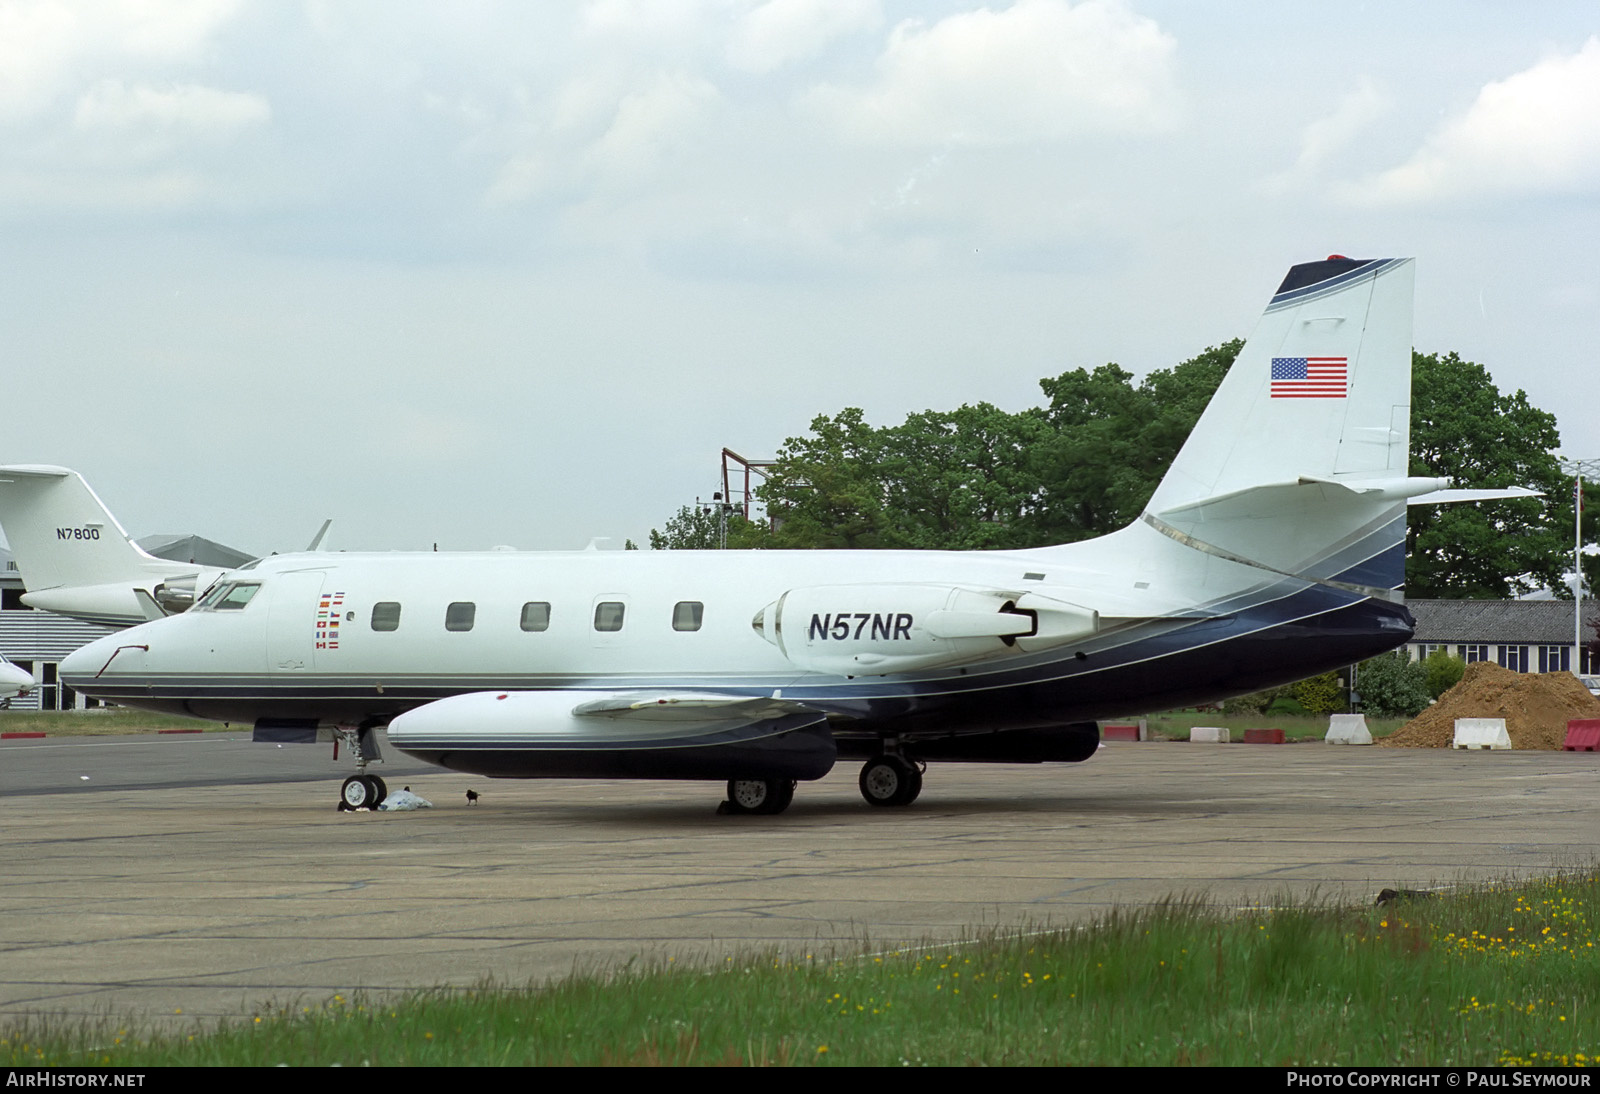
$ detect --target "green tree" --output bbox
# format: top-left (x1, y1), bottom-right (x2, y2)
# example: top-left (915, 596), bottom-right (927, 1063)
top-left (1291, 671), bottom-right (1347, 715)
top-left (1421, 647), bottom-right (1466, 698)
top-left (648, 505), bottom-right (768, 550)
top-left (758, 409), bottom-right (898, 549)
top-left (1354, 652), bottom-right (1431, 718)
top-left (750, 341), bottom-right (1243, 551)
top-left (1027, 342), bottom-right (1240, 544)
top-left (1407, 352), bottom-right (1568, 597)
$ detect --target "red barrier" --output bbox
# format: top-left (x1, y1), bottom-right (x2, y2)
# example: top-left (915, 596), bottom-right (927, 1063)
top-left (1563, 720), bottom-right (1600, 752)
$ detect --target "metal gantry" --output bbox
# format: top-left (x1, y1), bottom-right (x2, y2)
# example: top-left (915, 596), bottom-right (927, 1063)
top-left (1558, 458), bottom-right (1600, 670)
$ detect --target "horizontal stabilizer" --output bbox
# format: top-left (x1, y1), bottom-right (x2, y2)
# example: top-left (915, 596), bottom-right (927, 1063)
top-left (1406, 487), bottom-right (1543, 505)
top-left (1156, 476), bottom-right (1451, 521)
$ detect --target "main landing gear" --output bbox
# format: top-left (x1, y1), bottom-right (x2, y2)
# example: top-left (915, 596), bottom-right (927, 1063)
top-left (719, 777), bottom-right (796, 815)
top-left (718, 753), bottom-right (926, 815)
top-left (858, 753), bottom-right (923, 807)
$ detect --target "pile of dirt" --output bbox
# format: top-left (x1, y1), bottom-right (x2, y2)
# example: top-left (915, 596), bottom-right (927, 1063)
top-left (1381, 661), bottom-right (1600, 749)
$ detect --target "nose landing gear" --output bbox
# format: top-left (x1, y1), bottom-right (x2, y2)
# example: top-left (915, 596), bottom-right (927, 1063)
top-left (858, 753), bottom-right (922, 807)
top-left (339, 774), bottom-right (388, 811)
top-left (333, 725), bottom-right (388, 811)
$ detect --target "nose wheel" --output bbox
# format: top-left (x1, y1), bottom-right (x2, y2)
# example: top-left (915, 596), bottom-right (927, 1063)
top-left (338, 774), bottom-right (388, 811)
top-left (859, 754), bottom-right (922, 807)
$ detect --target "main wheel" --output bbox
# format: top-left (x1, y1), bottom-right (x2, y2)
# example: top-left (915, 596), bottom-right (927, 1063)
top-left (368, 775), bottom-right (389, 807)
top-left (341, 775), bottom-right (380, 810)
top-left (724, 778), bottom-right (796, 815)
top-left (859, 755), bottom-right (922, 807)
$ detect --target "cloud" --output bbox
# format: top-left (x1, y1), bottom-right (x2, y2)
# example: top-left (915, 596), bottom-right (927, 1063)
top-left (0, 0), bottom-right (241, 121)
top-left (1260, 78), bottom-right (1388, 196)
top-left (726, 0), bottom-right (881, 73)
top-left (1343, 37), bottom-right (1600, 206)
top-left (489, 69), bottom-right (722, 204)
top-left (73, 79), bottom-right (269, 134)
top-left (801, 0), bottom-right (1179, 146)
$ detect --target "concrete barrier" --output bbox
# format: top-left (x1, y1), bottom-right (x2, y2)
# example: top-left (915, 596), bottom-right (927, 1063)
top-left (1453, 718), bottom-right (1512, 750)
top-left (1102, 724), bottom-right (1141, 742)
top-left (1190, 726), bottom-right (1230, 744)
top-left (1243, 728), bottom-right (1285, 744)
top-left (1564, 719), bottom-right (1600, 752)
top-left (1325, 714), bottom-right (1372, 745)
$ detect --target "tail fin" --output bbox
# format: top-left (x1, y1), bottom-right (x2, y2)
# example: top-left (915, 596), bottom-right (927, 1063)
top-left (0, 466), bottom-right (161, 591)
top-left (1141, 258), bottom-right (1437, 596)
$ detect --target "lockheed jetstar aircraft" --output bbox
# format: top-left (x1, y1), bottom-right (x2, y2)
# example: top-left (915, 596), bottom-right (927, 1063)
top-left (64, 257), bottom-right (1453, 815)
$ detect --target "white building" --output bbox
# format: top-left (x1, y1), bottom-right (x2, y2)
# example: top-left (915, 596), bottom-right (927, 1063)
top-left (1404, 598), bottom-right (1599, 676)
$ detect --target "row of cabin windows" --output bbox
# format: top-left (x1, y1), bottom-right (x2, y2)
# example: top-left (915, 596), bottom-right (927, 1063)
top-left (369, 600), bottom-right (705, 634)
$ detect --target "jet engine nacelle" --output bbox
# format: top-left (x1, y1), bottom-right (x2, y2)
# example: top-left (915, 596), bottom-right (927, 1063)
top-left (151, 573), bottom-right (211, 614)
top-left (753, 584), bottom-right (1100, 676)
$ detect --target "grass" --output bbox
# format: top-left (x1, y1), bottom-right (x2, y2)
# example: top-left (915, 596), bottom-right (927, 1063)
top-left (0, 708), bottom-right (220, 736)
top-left (7, 873), bottom-right (1600, 1066)
top-left (1138, 709), bottom-right (1409, 742)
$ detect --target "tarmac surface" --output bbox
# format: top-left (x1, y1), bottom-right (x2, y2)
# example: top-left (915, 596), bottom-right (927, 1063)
top-left (2, 730), bottom-right (1598, 1029)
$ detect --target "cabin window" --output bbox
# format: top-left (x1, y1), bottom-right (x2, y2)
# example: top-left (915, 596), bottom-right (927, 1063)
top-left (520, 602), bottom-right (551, 632)
top-left (371, 602), bottom-right (402, 631)
top-left (594, 601), bottom-right (625, 632)
top-left (445, 602), bottom-right (476, 632)
top-left (672, 601), bottom-right (703, 632)
top-left (214, 583), bottom-right (261, 611)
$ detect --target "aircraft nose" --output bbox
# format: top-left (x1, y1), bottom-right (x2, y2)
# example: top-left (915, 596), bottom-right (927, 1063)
top-left (61, 628), bottom-right (149, 689)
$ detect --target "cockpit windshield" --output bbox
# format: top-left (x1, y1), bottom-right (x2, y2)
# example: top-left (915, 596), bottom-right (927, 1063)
top-left (195, 582), bottom-right (262, 611)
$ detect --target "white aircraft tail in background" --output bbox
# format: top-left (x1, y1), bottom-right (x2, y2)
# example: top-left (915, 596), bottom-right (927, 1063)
top-left (0, 466), bottom-right (229, 626)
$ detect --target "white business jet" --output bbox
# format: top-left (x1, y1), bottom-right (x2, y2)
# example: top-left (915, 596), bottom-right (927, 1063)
top-left (0, 653), bottom-right (34, 703)
top-left (63, 257), bottom-right (1461, 815)
top-left (0, 466), bottom-right (232, 626)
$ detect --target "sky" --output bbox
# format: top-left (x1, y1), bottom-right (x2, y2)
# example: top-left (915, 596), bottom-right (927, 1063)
top-left (1, 0), bottom-right (1596, 556)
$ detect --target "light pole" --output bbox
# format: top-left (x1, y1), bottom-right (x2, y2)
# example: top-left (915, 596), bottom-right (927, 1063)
top-left (1558, 458), bottom-right (1600, 673)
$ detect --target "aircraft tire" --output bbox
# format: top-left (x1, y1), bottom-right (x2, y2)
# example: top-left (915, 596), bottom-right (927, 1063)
top-left (859, 755), bottom-right (921, 807)
top-left (340, 775), bottom-right (380, 811)
top-left (724, 777), bottom-right (795, 816)
top-left (368, 775), bottom-right (388, 807)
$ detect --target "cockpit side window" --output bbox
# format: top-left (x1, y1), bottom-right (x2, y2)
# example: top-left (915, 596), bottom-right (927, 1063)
top-left (195, 582), bottom-right (230, 610)
top-left (213, 583), bottom-right (261, 611)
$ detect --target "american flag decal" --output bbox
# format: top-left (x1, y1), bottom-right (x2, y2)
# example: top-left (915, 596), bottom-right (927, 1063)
top-left (1271, 356), bottom-right (1347, 398)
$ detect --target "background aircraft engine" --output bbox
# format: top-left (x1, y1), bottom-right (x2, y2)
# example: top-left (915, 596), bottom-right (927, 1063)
top-left (751, 584), bottom-right (1100, 676)
top-left (151, 573), bottom-right (207, 614)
